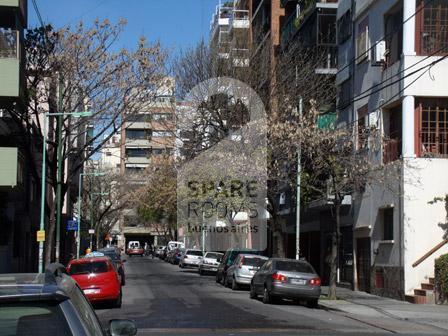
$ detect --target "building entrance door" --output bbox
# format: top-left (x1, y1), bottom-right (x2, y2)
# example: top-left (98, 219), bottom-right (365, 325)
top-left (356, 237), bottom-right (371, 292)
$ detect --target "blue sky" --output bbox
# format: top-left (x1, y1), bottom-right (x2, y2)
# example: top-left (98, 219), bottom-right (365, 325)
top-left (29, 0), bottom-right (220, 53)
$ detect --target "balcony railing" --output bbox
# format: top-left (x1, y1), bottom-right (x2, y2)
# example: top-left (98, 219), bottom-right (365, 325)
top-left (231, 48), bottom-right (250, 67)
top-left (232, 10), bottom-right (250, 29)
top-left (315, 45), bottom-right (338, 73)
top-left (0, 29), bottom-right (19, 59)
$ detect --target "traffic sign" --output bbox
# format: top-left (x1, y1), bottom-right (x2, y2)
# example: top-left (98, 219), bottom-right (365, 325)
top-left (88, 229), bottom-right (95, 234)
top-left (36, 230), bottom-right (45, 242)
top-left (67, 219), bottom-right (78, 231)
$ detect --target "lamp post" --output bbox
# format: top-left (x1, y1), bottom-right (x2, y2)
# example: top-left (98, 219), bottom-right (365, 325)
top-left (77, 172), bottom-right (105, 258)
top-left (39, 111), bottom-right (92, 273)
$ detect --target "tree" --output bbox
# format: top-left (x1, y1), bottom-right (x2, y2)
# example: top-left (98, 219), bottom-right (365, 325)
top-left (11, 20), bottom-right (167, 265)
top-left (82, 166), bottom-right (128, 249)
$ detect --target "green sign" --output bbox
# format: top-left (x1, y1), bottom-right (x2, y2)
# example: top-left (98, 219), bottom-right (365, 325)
top-left (0, 147), bottom-right (17, 187)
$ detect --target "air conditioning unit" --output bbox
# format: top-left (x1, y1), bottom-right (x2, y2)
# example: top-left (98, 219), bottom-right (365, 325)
top-left (372, 40), bottom-right (386, 65)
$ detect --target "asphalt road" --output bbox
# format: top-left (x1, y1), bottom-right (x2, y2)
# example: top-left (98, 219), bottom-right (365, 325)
top-left (96, 256), bottom-right (444, 336)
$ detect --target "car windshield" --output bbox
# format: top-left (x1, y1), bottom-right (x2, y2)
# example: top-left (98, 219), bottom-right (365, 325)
top-left (205, 253), bottom-right (221, 259)
top-left (275, 261), bottom-right (314, 274)
top-left (186, 250), bottom-right (203, 256)
top-left (69, 262), bottom-right (108, 275)
top-left (242, 257), bottom-right (266, 267)
top-left (101, 252), bottom-right (119, 261)
top-left (0, 302), bottom-right (72, 336)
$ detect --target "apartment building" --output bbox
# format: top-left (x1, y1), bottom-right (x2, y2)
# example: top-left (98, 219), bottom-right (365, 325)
top-left (0, 0), bottom-right (38, 272)
top-left (119, 78), bottom-right (176, 248)
top-left (336, 0), bottom-right (448, 302)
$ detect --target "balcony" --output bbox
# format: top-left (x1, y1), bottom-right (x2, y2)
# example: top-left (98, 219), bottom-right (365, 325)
top-left (231, 48), bottom-right (250, 67)
top-left (231, 10), bottom-right (249, 30)
top-left (0, 0), bottom-right (27, 26)
top-left (210, 6), bottom-right (233, 40)
top-left (315, 45), bottom-right (338, 74)
top-left (0, 28), bottom-right (20, 98)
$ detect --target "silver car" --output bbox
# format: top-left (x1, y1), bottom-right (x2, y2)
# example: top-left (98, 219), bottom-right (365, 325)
top-left (198, 252), bottom-right (223, 275)
top-left (250, 258), bottom-right (321, 307)
top-left (225, 254), bottom-right (268, 290)
top-left (179, 249), bottom-right (203, 268)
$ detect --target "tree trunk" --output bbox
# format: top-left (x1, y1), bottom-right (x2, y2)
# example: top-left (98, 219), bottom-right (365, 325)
top-left (328, 201), bottom-right (341, 300)
top-left (44, 198), bottom-right (56, 266)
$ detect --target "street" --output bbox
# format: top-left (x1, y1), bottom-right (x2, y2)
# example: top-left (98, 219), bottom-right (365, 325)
top-left (96, 256), bottom-right (446, 336)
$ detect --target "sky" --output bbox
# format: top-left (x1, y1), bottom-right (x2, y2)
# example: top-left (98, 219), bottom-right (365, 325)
top-left (29, 0), bottom-right (221, 54)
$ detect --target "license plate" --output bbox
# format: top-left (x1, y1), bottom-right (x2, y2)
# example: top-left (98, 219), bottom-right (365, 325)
top-left (83, 289), bottom-right (99, 295)
top-left (291, 279), bottom-right (307, 285)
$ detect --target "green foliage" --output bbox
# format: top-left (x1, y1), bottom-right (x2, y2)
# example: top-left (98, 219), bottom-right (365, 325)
top-left (435, 254), bottom-right (448, 297)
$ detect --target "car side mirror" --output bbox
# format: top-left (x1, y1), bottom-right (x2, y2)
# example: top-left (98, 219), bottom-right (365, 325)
top-left (109, 319), bottom-right (137, 336)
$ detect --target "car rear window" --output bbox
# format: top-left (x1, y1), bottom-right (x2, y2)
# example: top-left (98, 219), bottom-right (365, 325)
top-left (205, 253), bottom-right (221, 259)
top-left (187, 250), bottom-right (203, 256)
top-left (276, 261), bottom-right (314, 273)
top-left (69, 261), bottom-right (109, 275)
top-left (242, 256), bottom-right (266, 267)
top-left (0, 302), bottom-right (72, 336)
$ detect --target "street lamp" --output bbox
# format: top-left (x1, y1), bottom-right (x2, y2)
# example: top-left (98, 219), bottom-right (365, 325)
top-left (38, 111), bottom-right (92, 273)
top-left (89, 192), bottom-right (110, 250)
top-left (77, 171), bottom-right (106, 258)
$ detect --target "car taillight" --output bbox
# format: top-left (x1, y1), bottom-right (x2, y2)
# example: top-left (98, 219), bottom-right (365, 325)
top-left (310, 278), bottom-right (321, 286)
top-left (272, 273), bottom-right (287, 282)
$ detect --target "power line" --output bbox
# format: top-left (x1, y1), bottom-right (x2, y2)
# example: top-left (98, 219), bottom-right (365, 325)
top-left (336, 0), bottom-right (435, 77)
top-left (31, 0), bottom-right (45, 28)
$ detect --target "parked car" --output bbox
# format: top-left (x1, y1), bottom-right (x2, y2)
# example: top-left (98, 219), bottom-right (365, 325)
top-left (159, 246), bottom-right (168, 260)
top-left (225, 254), bottom-right (268, 290)
top-left (215, 248), bottom-right (260, 284)
top-left (98, 246), bottom-right (126, 286)
top-left (250, 258), bottom-right (321, 307)
top-left (179, 249), bottom-right (203, 268)
top-left (67, 256), bottom-right (122, 308)
top-left (127, 241), bottom-right (144, 257)
top-left (0, 264), bottom-right (137, 335)
top-left (155, 246), bottom-right (166, 257)
top-left (198, 252), bottom-right (223, 275)
top-left (167, 241), bottom-right (185, 251)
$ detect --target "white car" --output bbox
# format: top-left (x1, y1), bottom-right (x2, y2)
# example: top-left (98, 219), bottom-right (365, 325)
top-left (179, 249), bottom-right (203, 268)
top-left (198, 252), bottom-right (223, 275)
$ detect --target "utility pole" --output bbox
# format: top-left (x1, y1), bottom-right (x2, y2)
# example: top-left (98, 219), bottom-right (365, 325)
top-left (295, 97), bottom-right (303, 260)
top-left (55, 74), bottom-right (64, 262)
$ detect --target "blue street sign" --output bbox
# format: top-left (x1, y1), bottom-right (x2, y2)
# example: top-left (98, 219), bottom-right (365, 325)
top-left (67, 219), bottom-right (78, 231)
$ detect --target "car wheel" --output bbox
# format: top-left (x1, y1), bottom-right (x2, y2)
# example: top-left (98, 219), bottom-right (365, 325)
top-left (199, 268), bottom-right (203, 276)
top-left (215, 273), bottom-right (221, 283)
top-left (262, 287), bottom-right (272, 304)
top-left (307, 299), bottom-right (318, 308)
top-left (121, 273), bottom-right (126, 286)
top-left (113, 290), bottom-right (122, 308)
top-left (249, 283), bottom-right (257, 299)
top-left (231, 278), bottom-right (239, 290)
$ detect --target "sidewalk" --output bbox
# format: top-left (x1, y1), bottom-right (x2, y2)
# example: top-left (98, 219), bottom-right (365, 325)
top-left (319, 286), bottom-right (448, 333)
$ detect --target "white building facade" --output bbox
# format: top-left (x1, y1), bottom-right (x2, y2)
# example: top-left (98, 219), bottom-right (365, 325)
top-left (337, 0), bottom-right (448, 302)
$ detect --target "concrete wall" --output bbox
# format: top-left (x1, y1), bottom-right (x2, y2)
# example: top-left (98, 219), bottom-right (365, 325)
top-left (403, 158), bottom-right (448, 294)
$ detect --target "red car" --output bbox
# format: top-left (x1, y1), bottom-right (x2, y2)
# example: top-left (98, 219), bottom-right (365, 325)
top-left (67, 256), bottom-right (122, 308)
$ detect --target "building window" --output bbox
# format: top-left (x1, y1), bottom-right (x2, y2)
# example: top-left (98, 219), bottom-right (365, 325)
top-left (126, 129), bottom-right (150, 140)
top-left (338, 10), bottom-right (352, 44)
top-left (126, 114), bottom-right (150, 122)
top-left (338, 79), bottom-right (352, 109)
top-left (416, 0), bottom-right (448, 55)
top-left (152, 130), bottom-right (171, 137)
top-left (356, 16), bottom-right (369, 63)
top-left (357, 105), bottom-right (368, 150)
top-left (381, 208), bottom-right (394, 241)
top-left (383, 106), bottom-right (402, 164)
top-left (126, 148), bottom-right (150, 158)
top-left (418, 98), bottom-right (448, 157)
top-left (384, 4), bottom-right (403, 67)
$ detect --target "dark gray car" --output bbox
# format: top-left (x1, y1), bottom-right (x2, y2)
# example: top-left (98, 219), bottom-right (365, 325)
top-left (0, 264), bottom-right (137, 336)
top-left (250, 258), bottom-right (321, 307)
